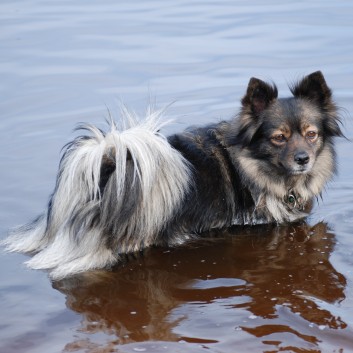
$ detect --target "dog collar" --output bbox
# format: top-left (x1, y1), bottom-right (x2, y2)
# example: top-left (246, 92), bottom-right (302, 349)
top-left (285, 189), bottom-right (304, 210)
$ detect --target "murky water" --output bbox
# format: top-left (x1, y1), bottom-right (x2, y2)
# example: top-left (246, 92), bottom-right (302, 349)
top-left (1, 1), bottom-right (353, 352)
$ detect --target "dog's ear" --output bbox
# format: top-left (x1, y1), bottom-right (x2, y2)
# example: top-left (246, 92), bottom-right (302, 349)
top-left (241, 77), bottom-right (278, 115)
top-left (290, 71), bottom-right (332, 105)
top-left (231, 78), bottom-right (277, 147)
top-left (291, 71), bottom-right (343, 137)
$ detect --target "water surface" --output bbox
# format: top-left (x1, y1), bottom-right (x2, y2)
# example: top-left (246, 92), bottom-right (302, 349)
top-left (1, 1), bottom-right (353, 352)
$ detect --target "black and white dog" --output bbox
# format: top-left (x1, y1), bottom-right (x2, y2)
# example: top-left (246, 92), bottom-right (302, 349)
top-left (2, 71), bottom-right (343, 279)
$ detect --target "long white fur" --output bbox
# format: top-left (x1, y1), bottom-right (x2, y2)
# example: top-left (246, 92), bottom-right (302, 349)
top-left (2, 107), bottom-right (192, 279)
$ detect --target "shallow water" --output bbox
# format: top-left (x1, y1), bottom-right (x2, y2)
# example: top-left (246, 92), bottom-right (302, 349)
top-left (1, 1), bottom-right (353, 352)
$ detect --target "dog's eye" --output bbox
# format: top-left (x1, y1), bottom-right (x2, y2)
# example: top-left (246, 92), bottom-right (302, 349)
top-left (306, 131), bottom-right (318, 140)
top-left (272, 134), bottom-right (286, 143)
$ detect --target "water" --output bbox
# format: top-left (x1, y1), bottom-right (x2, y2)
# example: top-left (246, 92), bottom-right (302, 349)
top-left (1, 1), bottom-right (353, 352)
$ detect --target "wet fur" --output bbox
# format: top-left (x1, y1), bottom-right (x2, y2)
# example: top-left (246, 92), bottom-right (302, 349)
top-left (2, 71), bottom-right (343, 279)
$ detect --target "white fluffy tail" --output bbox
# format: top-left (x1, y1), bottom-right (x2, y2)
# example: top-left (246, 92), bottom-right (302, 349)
top-left (2, 107), bottom-right (191, 279)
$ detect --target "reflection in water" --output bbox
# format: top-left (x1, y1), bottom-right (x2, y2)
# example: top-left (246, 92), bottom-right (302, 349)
top-left (54, 222), bottom-right (349, 352)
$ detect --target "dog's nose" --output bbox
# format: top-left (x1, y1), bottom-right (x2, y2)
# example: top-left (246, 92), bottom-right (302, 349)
top-left (294, 151), bottom-right (310, 165)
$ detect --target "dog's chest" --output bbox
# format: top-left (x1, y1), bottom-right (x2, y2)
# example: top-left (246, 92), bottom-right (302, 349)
top-left (231, 192), bottom-right (308, 226)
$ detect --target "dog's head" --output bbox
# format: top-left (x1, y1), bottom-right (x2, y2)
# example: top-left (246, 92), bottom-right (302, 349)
top-left (234, 71), bottom-right (343, 176)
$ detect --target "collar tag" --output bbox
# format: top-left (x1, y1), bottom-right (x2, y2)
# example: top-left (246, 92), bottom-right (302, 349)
top-left (285, 189), bottom-right (304, 210)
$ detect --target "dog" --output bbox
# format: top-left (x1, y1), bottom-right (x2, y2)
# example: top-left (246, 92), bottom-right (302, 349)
top-left (2, 71), bottom-right (343, 280)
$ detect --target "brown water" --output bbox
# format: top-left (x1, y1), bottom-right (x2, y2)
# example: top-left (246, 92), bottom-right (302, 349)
top-left (1, 1), bottom-right (353, 352)
top-left (52, 223), bottom-right (350, 352)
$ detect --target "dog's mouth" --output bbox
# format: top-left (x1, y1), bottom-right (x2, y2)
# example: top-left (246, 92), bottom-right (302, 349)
top-left (280, 161), bottom-right (313, 176)
top-left (289, 168), bottom-right (310, 175)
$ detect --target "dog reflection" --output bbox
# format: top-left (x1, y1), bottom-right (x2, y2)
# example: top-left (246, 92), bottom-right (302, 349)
top-left (54, 222), bottom-right (346, 348)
